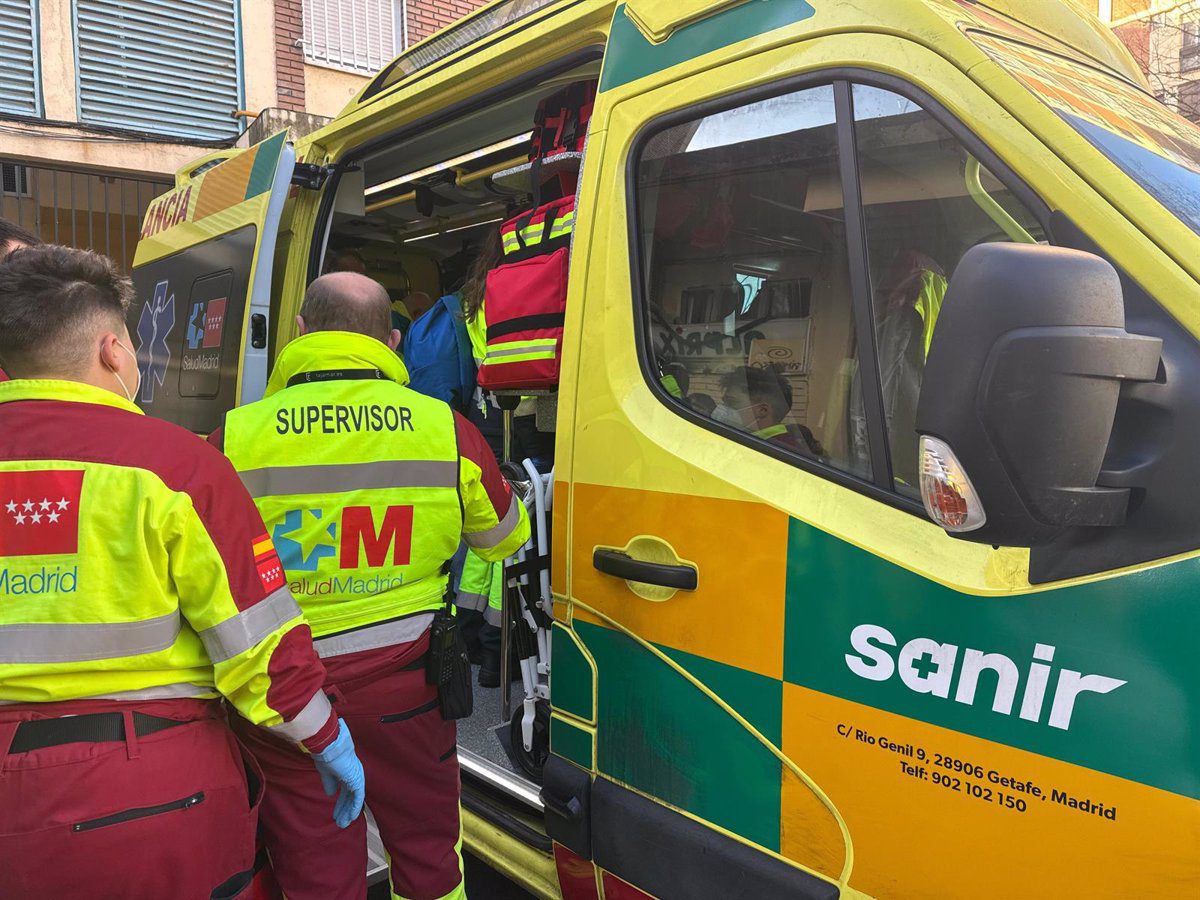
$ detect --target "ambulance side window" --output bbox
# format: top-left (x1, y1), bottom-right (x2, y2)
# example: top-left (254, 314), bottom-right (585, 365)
top-left (850, 85), bottom-right (1044, 495)
top-left (634, 83), bottom-right (873, 480)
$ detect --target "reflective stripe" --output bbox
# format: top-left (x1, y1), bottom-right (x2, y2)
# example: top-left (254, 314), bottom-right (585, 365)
top-left (485, 342), bottom-right (557, 361)
top-left (92, 682), bottom-right (216, 702)
top-left (197, 588), bottom-right (303, 663)
top-left (0, 611), bottom-right (181, 664)
top-left (464, 494), bottom-right (522, 551)
top-left (482, 350), bottom-right (557, 366)
top-left (239, 459), bottom-right (458, 498)
top-left (483, 605), bottom-right (504, 627)
top-left (455, 591), bottom-right (488, 612)
top-left (313, 613), bottom-right (434, 659)
top-left (548, 211), bottom-right (575, 239)
top-left (266, 689), bottom-right (334, 743)
top-left (0, 682), bottom-right (216, 705)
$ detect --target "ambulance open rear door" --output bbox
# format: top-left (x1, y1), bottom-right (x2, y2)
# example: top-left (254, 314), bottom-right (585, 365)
top-left (128, 132), bottom-right (295, 434)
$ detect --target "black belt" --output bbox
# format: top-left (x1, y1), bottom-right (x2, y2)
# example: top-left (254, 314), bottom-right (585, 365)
top-left (10, 712), bottom-right (189, 754)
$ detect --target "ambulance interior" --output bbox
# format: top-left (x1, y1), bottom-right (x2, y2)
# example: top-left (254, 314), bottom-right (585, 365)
top-left (635, 83), bottom-right (1044, 492)
top-left (316, 75), bottom-right (1044, 799)
top-left (319, 62), bottom-right (599, 814)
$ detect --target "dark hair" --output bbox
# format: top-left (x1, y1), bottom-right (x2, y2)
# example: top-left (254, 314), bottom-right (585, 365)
top-left (0, 218), bottom-right (41, 258)
top-left (300, 272), bottom-right (392, 342)
top-left (461, 227), bottom-right (501, 324)
top-left (326, 248), bottom-right (366, 274)
top-left (688, 392), bottom-right (717, 416)
top-left (722, 364), bottom-right (792, 422)
top-left (0, 245), bottom-right (133, 377)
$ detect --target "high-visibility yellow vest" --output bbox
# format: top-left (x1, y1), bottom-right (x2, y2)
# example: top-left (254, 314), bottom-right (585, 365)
top-left (465, 306), bottom-right (488, 367)
top-left (223, 331), bottom-right (527, 656)
top-left (0, 379), bottom-right (333, 747)
top-left (914, 269), bottom-right (949, 360)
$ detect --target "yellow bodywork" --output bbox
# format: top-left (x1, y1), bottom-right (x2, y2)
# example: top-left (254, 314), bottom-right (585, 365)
top-left (141, 1), bottom-right (1200, 897)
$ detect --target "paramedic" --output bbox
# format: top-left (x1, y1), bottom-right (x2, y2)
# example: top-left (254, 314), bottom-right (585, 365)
top-left (716, 365), bottom-right (823, 457)
top-left (0, 218), bottom-right (41, 381)
top-left (211, 271), bottom-right (530, 900)
top-left (405, 290), bottom-right (434, 322)
top-left (326, 247), bottom-right (367, 275)
top-left (459, 230), bottom-right (550, 685)
top-left (0, 246), bottom-right (364, 899)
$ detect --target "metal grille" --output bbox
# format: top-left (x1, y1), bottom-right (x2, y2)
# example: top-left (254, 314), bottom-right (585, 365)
top-left (303, 0), bottom-right (398, 74)
top-left (1, 162), bottom-right (31, 196)
top-left (0, 161), bottom-right (171, 272)
top-left (0, 0), bottom-right (40, 116)
top-left (74, 0), bottom-right (243, 140)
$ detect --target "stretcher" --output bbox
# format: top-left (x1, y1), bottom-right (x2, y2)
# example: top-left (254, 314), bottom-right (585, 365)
top-left (498, 456), bottom-right (554, 781)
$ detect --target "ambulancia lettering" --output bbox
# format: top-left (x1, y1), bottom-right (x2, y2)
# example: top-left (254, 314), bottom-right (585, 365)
top-left (844, 623), bottom-right (1126, 731)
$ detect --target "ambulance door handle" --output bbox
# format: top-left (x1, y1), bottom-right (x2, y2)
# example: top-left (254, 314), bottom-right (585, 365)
top-left (592, 549), bottom-right (697, 591)
top-left (250, 314), bottom-right (267, 349)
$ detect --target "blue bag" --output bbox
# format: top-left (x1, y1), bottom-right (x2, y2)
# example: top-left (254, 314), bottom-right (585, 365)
top-left (401, 293), bottom-right (477, 414)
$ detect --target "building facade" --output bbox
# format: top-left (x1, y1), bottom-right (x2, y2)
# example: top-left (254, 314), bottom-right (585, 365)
top-left (1, 0), bottom-right (486, 269)
top-left (1070, 0), bottom-right (1200, 122)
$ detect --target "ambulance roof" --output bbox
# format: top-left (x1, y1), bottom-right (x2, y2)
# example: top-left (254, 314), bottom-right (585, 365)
top-left (337, 0), bottom-right (1143, 123)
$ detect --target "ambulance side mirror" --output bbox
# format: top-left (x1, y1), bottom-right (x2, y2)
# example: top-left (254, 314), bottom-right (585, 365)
top-left (914, 243), bottom-right (1162, 547)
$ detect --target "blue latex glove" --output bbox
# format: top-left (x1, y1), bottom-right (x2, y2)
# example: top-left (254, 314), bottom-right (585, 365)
top-left (311, 718), bottom-right (366, 828)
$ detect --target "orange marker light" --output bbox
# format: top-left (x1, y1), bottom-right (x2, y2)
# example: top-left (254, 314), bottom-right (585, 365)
top-left (919, 436), bottom-right (986, 532)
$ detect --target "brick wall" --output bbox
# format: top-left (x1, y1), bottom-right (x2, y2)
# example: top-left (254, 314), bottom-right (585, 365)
top-left (404, 0), bottom-right (489, 45)
top-left (1113, 20), bottom-right (1152, 76)
top-left (275, 0), bottom-right (306, 111)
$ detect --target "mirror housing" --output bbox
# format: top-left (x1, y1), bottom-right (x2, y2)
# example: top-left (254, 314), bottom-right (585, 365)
top-left (915, 243), bottom-right (1161, 547)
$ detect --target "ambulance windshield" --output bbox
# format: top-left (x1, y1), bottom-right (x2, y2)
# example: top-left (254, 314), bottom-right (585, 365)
top-left (973, 31), bottom-right (1200, 237)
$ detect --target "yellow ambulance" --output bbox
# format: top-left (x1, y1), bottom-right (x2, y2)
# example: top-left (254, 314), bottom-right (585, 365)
top-left (130, 0), bottom-right (1200, 896)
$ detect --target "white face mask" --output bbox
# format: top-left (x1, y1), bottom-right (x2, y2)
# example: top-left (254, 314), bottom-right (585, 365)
top-left (710, 403), bottom-right (746, 428)
top-left (110, 340), bottom-right (140, 403)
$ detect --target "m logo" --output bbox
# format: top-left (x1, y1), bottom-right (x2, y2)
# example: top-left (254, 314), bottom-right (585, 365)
top-left (340, 506), bottom-right (414, 568)
top-left (272, 505), bottom-right (414, 572)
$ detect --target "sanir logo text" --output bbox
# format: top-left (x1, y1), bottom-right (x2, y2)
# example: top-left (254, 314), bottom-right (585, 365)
top-left (845, 624), bottom-right (1126, 731)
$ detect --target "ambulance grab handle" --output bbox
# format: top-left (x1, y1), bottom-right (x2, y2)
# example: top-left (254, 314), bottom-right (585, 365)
top-left (592, 549), bottom-right (697, 591)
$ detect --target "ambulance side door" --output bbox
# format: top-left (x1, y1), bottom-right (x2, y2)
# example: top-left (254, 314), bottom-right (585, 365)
top-left (555, 5), bottom-right (1200, 900)
top-left (129, 132), bottom-right (295, 434)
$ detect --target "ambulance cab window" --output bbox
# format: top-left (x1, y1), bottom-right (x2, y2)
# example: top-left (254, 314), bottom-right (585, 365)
top-left (850, 86), bottom-right (1044, 495)
top-left (635, 83), bottom-right (872, 479)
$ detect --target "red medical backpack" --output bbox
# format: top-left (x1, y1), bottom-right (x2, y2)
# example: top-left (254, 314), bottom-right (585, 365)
top-left (529, 80), bottom-right (597, 160)
top-left (475, 194), bottom-right (576, 391)
top-left (475, 79), bottom-right (596, 392)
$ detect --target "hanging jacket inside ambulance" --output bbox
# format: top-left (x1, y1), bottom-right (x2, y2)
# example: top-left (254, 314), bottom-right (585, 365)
top-left (217, 331), bottom-right (530, 654)
top-left (848, 249), bottom-right (948, 486)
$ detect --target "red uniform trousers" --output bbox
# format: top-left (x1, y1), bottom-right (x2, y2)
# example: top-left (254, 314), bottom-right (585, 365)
top-left (233, 631), bottom-right (463, 900)
top-left (0, 697), bottom-right (261, 899)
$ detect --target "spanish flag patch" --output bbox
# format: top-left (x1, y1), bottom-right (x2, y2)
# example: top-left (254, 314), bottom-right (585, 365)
top-left (252, 533), bottom-right (285, 593)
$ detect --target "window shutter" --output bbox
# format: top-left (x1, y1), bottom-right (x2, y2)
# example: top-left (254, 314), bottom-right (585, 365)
top-left (0, 0), bottom-right (40, 116)
top-left (75, 0), bottom-right (242, 140)
top-left (303, 0), bottom-right (396, 74)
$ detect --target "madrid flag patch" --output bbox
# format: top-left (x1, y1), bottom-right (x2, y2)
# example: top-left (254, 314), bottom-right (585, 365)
top-left (252, 533), bottom-right (285, 593)
top-left (0, 470), bottom-right (84, 557)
